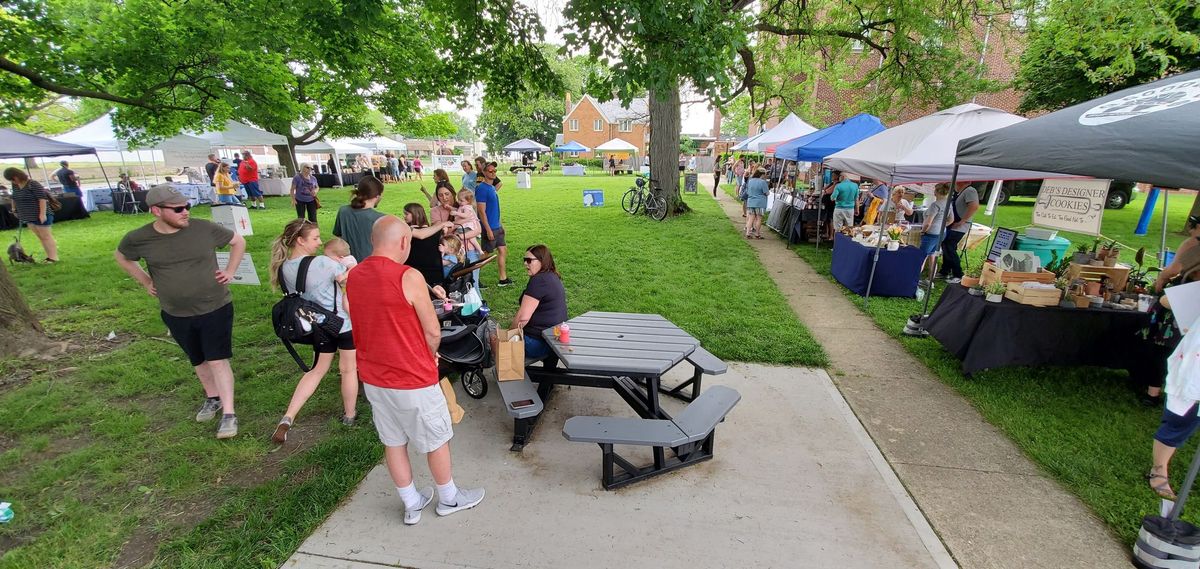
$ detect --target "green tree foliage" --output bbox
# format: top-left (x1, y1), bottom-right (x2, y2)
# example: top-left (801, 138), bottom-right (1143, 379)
top-left (477, 45), bottom-right (602, 151)
top-left (0, 0), bottom-right (557, 147)
top-left (9, 98), bottom-right (111, 135)
top-left (1016, 0), bottom-right (1200, 113)
top-left (721, 96), bottom-right (752, 137)
top-left (679, 135), bottom-right (698, 154)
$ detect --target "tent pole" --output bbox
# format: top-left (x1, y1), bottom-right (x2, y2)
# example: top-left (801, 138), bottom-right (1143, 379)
top-left (815, 166), bottom-right (825, 250)
top-left (335, 152), bottom-right (344, 187)
top-left (919, 165), bottom-right (961, 320)
top-left (1161, 188), bottom-right (1170, 264)
top-left (151, 151), bottom-right (160, 184)
top-left (864, 187), bottom-right (894, 307)
top-left (95, 152), bottom-right (113, 190)
top-left (39, 158), bottom-right (52, 189)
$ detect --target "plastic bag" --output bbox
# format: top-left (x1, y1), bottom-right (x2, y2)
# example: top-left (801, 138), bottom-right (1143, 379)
top-left (462, 285), bottom-right (482, 316)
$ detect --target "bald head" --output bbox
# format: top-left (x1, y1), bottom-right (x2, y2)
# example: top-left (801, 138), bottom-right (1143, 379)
top-left (370, 215), bottom-right (412, 263)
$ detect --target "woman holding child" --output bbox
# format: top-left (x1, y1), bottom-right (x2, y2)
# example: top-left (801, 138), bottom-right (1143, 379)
top-left (421, 171), bottom-right (456, 225)
top-left (269, 219), bottom-right (358, 443)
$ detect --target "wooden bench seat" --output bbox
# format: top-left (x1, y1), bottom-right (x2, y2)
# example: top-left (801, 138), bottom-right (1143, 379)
top-left (660, 347), bottom-right (728, 402)
top-left (562, 385), bottom-right (741, 490)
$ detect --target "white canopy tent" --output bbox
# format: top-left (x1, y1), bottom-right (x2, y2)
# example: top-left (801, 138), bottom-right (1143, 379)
top-left (296, 139), bottom-right (371, 186)
top-left (53, 113), bottom-right (213, 185)
top-left (347, 136), bottom-right (407, 152)
top-left (594, 138), bottom-right (639, 152)
top-left (749, 113), bottom-right (817, 153)
top-left (730, 131), bottom-right (766, 152)
top-left (197, 120), bottom-right (288, 148)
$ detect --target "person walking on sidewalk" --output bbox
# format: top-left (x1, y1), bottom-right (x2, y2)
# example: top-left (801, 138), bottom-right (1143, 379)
top-left (114, 185), bottom-right (246, 439)
top-left (347, 215), bottom-right (484, 525)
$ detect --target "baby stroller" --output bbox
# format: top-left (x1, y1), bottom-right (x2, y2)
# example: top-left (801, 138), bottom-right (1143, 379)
top-left (436, 254), bottom-right (497, 399)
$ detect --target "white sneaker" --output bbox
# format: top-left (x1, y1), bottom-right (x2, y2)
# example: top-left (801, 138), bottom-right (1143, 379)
top-left (436, 487), bottom-right (484, 517)
top-left (945, 277), bottom-right (962, 284)
top-left (404, 487), bottom-right (434, 525)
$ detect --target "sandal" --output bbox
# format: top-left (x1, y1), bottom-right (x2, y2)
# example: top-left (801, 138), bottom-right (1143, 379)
top-left (1146, 470), bottom-right (1177, 500)
top-left (755, 235), bottom-right (765, 240)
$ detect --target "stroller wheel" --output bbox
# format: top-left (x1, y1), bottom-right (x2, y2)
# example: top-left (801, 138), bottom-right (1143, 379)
top-left (462, 368), bottom-right (488, 399)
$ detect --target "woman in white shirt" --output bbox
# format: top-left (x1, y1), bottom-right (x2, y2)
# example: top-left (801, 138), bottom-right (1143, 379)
top-left (889, 186), bottom-right (914, 223)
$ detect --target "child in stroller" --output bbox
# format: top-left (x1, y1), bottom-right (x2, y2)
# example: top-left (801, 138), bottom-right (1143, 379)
top-left (435, 253), bottom-right (497, 399)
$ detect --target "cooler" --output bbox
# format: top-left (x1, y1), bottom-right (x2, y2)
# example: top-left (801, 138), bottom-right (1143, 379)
top-left (1015, 235), bottom-right (1071, 267)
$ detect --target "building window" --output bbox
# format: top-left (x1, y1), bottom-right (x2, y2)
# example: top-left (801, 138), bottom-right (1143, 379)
top-left (569, 119), bottom-right (578, 131)
top-left (617, 119), bottom-right (633, 132)
top-left (593, 119), bottom-right (603, 131)
top-left (570, 151), bottom-right (579, 158)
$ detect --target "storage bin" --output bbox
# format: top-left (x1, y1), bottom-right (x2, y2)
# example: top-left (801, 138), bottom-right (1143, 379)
top-left (1015, 235), bottom-right (1071, 267)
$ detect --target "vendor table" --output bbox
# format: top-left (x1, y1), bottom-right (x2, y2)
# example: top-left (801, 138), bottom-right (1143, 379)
top-left (561, 165), bottom-right (585, 176)
top-left (830, 233), bottom-right (924, 297)
top-left (112, 189), bottom-right (149, 213)
top-left (0, 203), bottom-right (17, 230)
top-left (315, 172), bottom-right (364, 188)
top-left (82, 188), bottom-right (114, 212)
top-left (169, 183), bottom-right (221, 206)
top-left (258, 178), bottom-right (290, 196)
top-left (925, 284), bottom-right (1150, 375)
top-left (2, 195), bottom-right (88, 227)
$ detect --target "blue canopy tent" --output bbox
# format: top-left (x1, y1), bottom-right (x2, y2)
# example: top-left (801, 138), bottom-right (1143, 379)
top-left (554, 140), bottom-right (590, 153)
top-left (772, 113), bottom-right (886, 162)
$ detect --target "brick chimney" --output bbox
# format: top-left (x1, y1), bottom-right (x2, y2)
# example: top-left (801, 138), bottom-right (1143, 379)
top-left (565, 92), bottom-right (573, 117)
top-left (712, 107), bottom-right (722, 139)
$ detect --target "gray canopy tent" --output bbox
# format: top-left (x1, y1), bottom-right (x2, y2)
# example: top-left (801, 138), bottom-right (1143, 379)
top-left (0, 128), bottom-right (112, 191)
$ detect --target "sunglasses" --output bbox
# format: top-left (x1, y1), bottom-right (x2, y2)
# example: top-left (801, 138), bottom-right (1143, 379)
top-left (523, 257), bottom-right (537, 264)
top-left (159, 204), bottom-right (192, 213)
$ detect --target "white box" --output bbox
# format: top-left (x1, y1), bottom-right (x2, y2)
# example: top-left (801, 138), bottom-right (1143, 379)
top-left (211, 204), bottom-right (254, 236)
top-left (1025, 227), bottom-right (1058, 240)
top-left (516, 171), bottom-right (531, 189)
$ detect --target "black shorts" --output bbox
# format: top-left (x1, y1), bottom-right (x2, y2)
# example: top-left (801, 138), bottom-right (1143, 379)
top-left (314, 330), bottom-right (355, 354)
top-left (482, 226), bottom-right (507, 252)
top-left (161, 302), bottom-right (234, 366)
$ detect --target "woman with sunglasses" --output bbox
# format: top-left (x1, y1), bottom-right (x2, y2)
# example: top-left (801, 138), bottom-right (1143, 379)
top-left (513, 245), bottom-right (567, 359)
top-left (290, 163), bottom-right (320, 223)
top-left (269, 218), bottom-right (359, 443)
top-left (213, 162), bottom-right (241, 205)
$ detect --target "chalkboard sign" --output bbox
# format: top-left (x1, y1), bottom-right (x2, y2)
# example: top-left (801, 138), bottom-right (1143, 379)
top-left (987, 227), bottom-right (1019, 263)
top-left (684, 173), bottom-right (698, 194)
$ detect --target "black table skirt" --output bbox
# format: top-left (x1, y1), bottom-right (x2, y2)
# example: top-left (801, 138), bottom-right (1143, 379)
top-left (315, 172), bottom-right (365, 188)
top-left (111, 190), bottom-right (148, 214)
top-left (925, 284), bottom-right (1150, 375)
top-left (1, 195), bottom-right (88, 229)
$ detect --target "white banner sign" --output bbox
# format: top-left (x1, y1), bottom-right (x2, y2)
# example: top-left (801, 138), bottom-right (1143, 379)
top-left (215, 252), bottom-right (261, 286)
top-left (1032, 179), bottom-right (1111, 236)
top-left (433, 155), bottom-right (466, 172)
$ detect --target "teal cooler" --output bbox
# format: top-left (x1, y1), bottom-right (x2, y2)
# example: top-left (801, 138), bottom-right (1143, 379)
top-left (1015, 235), bottom-right (1071, 266)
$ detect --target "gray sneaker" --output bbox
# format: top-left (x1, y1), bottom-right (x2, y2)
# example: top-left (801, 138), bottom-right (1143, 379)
top-left (195, 398), bottom-right (221, 422)
top-left (436, 487), bottom-right (484, 517)
top-left (404, 487), bottom-right (435, 525)
top-left (216, 415), bottom-right (238, 439)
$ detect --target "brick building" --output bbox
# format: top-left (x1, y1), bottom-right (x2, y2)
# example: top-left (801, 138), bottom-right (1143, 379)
top-left (560, 94), bottom-right (649, 158)
top-left (749, 15), bottom-right (1028, 133)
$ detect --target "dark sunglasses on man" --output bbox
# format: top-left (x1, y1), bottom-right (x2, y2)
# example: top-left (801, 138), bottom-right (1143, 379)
top-left (159, 204), bottom-right (192, 213)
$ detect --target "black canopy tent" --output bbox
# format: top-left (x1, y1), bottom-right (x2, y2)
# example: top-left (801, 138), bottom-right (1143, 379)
top-left (0, 128), bottom-right (111, 226)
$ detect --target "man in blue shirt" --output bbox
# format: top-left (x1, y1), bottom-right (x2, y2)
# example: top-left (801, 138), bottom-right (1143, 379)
top-left (827, 171), bottom-right (860, 230)
top-left (53, 161), bottom-right (81, 197)
top-left (474, 162), bottom-right (511, 286)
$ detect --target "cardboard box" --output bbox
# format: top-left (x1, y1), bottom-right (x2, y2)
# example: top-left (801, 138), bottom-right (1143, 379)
top-left (211, 204), bottom-right (253, 236)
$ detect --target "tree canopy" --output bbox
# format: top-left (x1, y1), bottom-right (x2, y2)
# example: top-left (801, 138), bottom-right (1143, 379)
top-left (1016, 0), bottom-right (1200, 113)
top-left (0, 0), bottom-right (557, 146)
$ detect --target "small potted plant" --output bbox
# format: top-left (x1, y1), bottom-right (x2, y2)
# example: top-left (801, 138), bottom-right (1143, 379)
top-left (1090, 238), bottom-right (1105, 266)
top-left (1056, 277), bottom-right (1075, 308)
top-left (1102, 241), bottom-right (1121, 267)
top-left (984, 282), bottom-right (1007, 303)
top-left (1073, 292), bottom-right (1092, 309)
top-left (1072, 242), bottom-right (1092, 265)
top-left (961, 265), bottom-right (983, 288)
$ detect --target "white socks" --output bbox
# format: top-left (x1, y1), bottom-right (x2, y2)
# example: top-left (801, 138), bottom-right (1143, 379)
top-left (396, 484), bottom-right (423, 511)
top-left (436, 480), bottom-right (458, 505)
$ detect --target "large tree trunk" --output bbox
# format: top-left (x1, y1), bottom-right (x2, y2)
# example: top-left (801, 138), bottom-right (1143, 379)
top-left (274, 142), bottom-right (299, 177)
top-left (0, 263), bottom-right (50, 358)
top-left (648, 84), bottom-right (691, 216)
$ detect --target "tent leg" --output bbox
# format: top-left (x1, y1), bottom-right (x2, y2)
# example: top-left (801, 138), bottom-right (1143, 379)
top-left (1161, 189), bottom-right (1170, 265)
top-left (864, 198), bottom-right (893, 308)
top-left (917, 165), bottom-right (961, 321)
top-left (335, 152), bottom-right (344, 186)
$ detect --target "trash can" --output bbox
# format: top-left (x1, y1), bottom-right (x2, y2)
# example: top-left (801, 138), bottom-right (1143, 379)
top-left (1015, 235), bottom-right (1071, 267)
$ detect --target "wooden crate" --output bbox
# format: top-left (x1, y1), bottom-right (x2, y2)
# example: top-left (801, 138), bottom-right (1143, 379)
top-left (1004, 283), bottom-right (1063, 307)
top-left (1066, 262), bottom-right (1130, 292)
top-left (980, 262), bottom-right (1057, 287)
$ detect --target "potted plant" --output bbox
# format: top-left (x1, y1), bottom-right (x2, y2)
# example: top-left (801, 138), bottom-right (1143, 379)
top-left (1127, 247), bottom-right (1161, 294)
top-left (984, 282), bottom-right (1007, 303)
top-left (1090, 238), bottom-right (1105, 266)
top-left (1102, 241), bottom-right (1121, 267)
top-left (1045, 250), bottom-right (1073, 278)
top-left (961, 265), bottom-right (983, 288)
top-left (1073, 292), bottom-right (1092, 308)
top-left (1057, 278), bottom-right (1076, 308)
top-left (1072, 242), bottom-right (1092, 265)
top-left (967, 285), bottom-right (985, 296)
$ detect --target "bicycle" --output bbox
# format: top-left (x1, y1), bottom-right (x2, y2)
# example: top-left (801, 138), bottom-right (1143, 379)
top-left (621, 174), bottom-right (668, 221)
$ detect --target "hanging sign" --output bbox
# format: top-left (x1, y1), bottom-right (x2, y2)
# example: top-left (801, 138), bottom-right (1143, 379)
top-left (432, 155), bottom-right (466, 172)
top-left (1032, 179), bottom-right (1110, 236)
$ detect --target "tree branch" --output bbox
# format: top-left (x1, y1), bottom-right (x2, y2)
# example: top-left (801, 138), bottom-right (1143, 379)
top-left (754, 22), bottom-right (890, 54)
top-left (0, 56), bottom-right (204, 115)
top-left (293, 115), bottom-right (328, 145)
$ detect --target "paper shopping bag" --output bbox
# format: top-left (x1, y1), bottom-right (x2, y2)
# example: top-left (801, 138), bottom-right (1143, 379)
top-left (495, 328), bottom-right (526, 382)
top-left (440, 377), bottom-right (464, 424)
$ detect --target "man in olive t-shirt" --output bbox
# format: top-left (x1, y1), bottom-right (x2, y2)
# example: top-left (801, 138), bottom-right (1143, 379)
top-left (114, 185), bottom-right (247, 439)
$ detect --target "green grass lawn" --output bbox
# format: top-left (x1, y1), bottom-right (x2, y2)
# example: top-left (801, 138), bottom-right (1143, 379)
top-left (0, 174), bottom-right (822, 567)
top-left (763, 186), bottom-right (1199, 544)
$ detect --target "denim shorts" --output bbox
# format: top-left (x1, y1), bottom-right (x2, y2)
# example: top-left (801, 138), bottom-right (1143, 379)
top-left (24, 213), bottom-right (54, 227)
top-left (242, 181), bottom-right (262, 198)
top-left (1156, 403), bottom-right (1200, 448)
top-left (919, 233), bottom-right (942, 256)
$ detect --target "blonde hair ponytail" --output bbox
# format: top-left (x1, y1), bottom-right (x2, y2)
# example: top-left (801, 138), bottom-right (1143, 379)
top-left (269, 219), bottom-right (316, 291)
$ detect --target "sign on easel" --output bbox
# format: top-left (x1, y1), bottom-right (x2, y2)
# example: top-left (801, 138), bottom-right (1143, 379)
top-left (987, 227), bottom-right (1019, 263)
top-left (211, 204), bottom-right (254, 236)
top-left (684, 173), bottom-right (698, 194)
top-left (1033, 179), bottom-right (1110, 236)
top-left (215, 252), bottom-right (260, 286)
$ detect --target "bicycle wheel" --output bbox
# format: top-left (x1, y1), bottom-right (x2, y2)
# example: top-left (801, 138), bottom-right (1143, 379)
top-left (461, 368), bottom-right (488, 399)
top-left (646, 194), bottom-right (668, 221)
top-left (621, 188), bottom-right (641, 214)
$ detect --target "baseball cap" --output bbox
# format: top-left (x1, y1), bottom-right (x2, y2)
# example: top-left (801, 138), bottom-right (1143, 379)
top-left (145, 185), bottom-right (189, 206)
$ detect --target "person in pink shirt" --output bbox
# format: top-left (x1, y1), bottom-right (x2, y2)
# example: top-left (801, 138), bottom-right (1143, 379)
top-left (412, 157), bottom-right (424, 181)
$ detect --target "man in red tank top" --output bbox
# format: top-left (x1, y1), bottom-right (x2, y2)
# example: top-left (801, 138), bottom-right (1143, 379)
top-left (347, 216), bottom-right (485, 525)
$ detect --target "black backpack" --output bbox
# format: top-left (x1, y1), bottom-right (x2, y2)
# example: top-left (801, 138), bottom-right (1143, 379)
top-left (271, 256), bottom-right (344, 372)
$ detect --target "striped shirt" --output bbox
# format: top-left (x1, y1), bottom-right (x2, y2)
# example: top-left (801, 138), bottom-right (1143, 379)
top-left (12, 180), bottom-right (50, 223)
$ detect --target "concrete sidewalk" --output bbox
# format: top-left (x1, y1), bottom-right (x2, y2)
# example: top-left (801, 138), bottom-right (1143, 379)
top-left (718, 188), bottom-right (1129, 568)
top-left (284, 363), bottom-right (954, 569)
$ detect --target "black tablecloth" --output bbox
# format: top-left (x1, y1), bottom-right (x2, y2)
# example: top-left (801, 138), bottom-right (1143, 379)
top-left (1, 195), bottom-right (88, 229)
top-left (830, 233), bottom-right (924, 297)
top-left (111, 190), bottom-right (148, 214)
top-left (315, 172), bottom-right (365, 188)
top-left (925, 284), bottom-right (1150, 375)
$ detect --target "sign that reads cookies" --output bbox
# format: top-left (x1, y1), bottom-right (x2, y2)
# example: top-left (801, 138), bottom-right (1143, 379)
top-left (1032, 179), bottom-right (1111, 236)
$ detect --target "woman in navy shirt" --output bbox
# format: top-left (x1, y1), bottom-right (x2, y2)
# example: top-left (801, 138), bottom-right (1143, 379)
top-left (513, 244), bottom-right (567, 359)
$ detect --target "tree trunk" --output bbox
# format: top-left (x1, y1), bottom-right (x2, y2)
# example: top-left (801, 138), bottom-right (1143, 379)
top-left (0, 262), bottom-right (50, 358)
top-left (274, 142), bottom-right (299, 178)
top-left (648, 84), bottom-right (691, 216)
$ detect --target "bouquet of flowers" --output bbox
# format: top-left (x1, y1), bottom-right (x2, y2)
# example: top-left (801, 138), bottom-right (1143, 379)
top-left (886, 225), bottom-right (903, 241)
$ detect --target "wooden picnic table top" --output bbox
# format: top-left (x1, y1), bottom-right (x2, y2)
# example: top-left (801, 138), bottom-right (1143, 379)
top-left (541, 311), bottom-right (699, 376)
